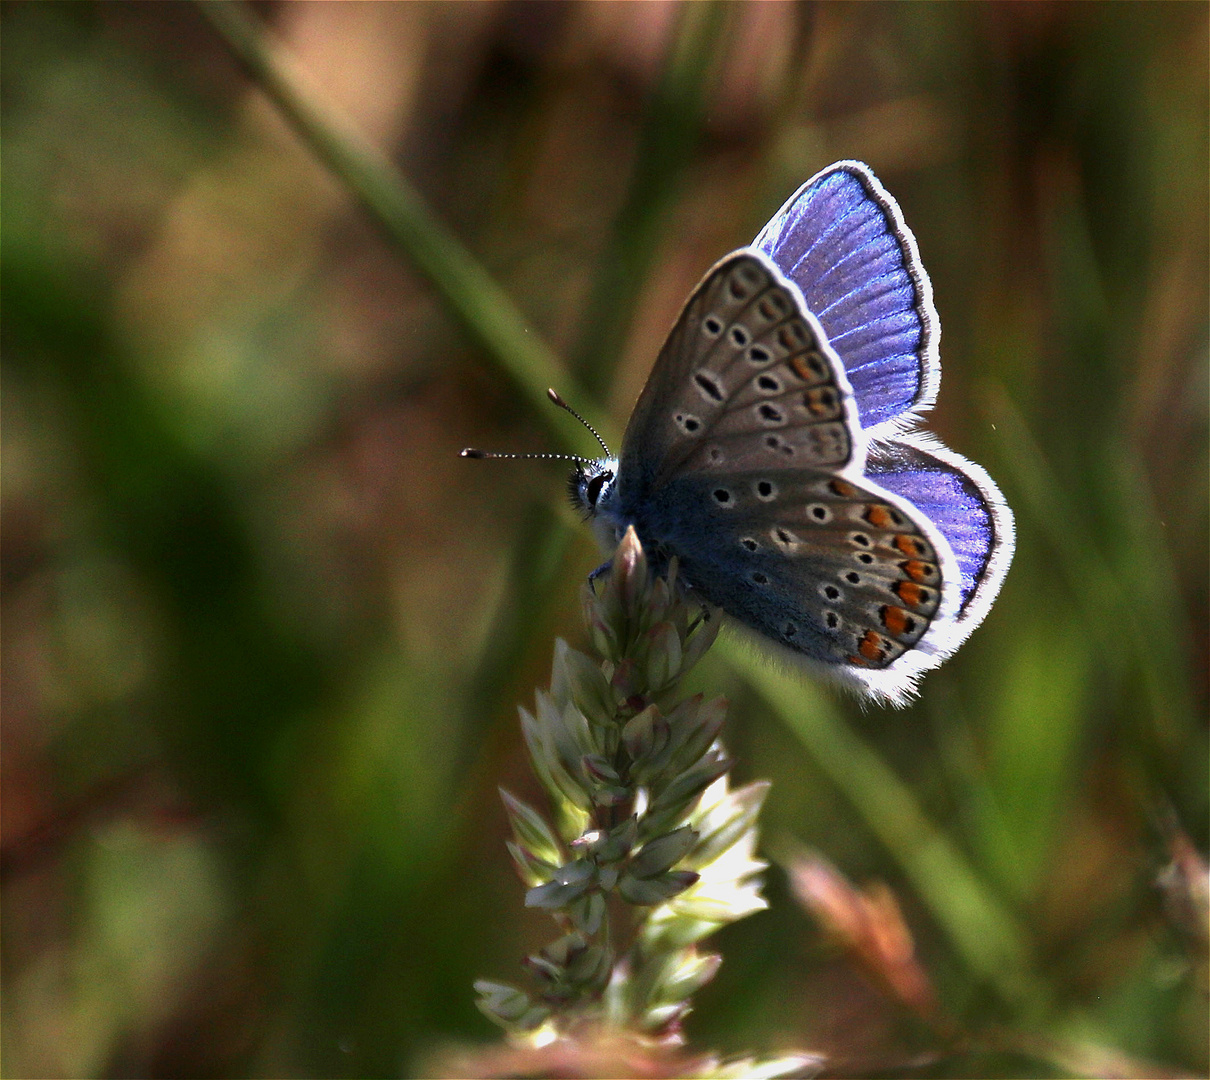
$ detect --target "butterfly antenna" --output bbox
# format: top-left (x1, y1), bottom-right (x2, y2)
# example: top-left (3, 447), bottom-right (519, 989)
top-left (459, 389), bottom-right (609, 463)
top-left (547, 389), bottom-right (611, 457)
top-left (459, 448), bottom-right (594, 464)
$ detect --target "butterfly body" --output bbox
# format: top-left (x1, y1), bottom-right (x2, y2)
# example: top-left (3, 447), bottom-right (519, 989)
top-left (566, 162), bottom-right (1014, 705)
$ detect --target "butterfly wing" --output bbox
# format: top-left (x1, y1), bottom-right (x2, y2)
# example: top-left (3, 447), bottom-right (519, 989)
top-left (632, 463), bottom-right (962, 705)
top-left (753, 161), bottom-right (939, 433)
top-left (865, 432), bottom-right (1014, 638)
top-left (617, 250), bottom-right (865, 505)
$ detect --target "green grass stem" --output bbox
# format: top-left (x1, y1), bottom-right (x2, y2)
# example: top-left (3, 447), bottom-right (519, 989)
top-left (196, 0), bottom-right (611, 448)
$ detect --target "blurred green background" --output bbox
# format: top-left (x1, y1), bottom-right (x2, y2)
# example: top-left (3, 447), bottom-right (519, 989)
top-left (2, 2), bottom-right (1206, 1077)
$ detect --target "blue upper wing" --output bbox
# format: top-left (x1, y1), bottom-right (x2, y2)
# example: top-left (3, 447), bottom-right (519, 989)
top-left (754, 161), bottom-right (939, 431)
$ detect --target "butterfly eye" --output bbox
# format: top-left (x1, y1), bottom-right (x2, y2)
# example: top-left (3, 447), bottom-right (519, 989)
top-left (585, 471), bottom-right (612, 507)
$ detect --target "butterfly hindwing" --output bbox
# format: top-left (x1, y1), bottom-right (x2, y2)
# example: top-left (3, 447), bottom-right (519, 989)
top-left (631, 464), bottom-right (950, 672)
top-left (865, 432), bottom-right (1014, 634)
top-left (618, 251), bottom-right (861, 502)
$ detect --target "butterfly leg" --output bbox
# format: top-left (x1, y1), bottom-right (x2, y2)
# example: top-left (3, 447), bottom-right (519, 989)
top-left (587, 559), bottom-right (613, 591)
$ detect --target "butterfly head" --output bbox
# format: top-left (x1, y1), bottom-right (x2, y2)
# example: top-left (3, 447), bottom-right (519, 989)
top-left (568, 457), bottom-right (618, 519)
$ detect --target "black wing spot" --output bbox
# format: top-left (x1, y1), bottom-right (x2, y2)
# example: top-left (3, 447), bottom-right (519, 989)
top-left (674, 412), bottom-right (701, 433)
top-left (708, 446), bottom-right (724, 462)
top-left (844, 571), bottom-right (861, 585)
top-left (755, 480), bottom-right (776, 500)
top-left (740, 537), bottom-right (758, 552)
top-left (730, 326), bottom-right (750, 347)
top-left (856, 552), bottom-right (875, 565)
top-left (775, 528), bottom-right (794, 545)
top-left (784, 621), bottom-right (798, 638)
top-left (758, 403), bottom-right (783, 424)
top-left (809, 504), bottom-right (831, 522)
top-left (694, 372), bottom-right (724, 402)
top-left (751, 572), bottom-right (768, 585)
top-left (703, 316), bottom-right (723, 336)
top-left (825, 612), bottom-right (840, 630)
top-left (851, 532), bottom-right (872, 547)
top-left (747, 345), bottom-right (771, 364)
top-left (757, 374), bottom-right (781, 393)
top-left (712, 488), bottom-right (733, 505)
top-left (823, 585), bottom-right (841, 601)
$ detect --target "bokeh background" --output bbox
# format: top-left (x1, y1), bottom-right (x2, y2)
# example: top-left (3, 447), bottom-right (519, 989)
top-left (3, 2), bottom-right (1206, 1077)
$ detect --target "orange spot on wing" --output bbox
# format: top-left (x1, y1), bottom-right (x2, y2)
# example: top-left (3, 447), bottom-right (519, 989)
top-left (866, 505), bottom-right (895, 529)
top-left (804, 387), bottom-right (838, 417)
top-left (881, 605), bottom-right (913, 637)
top-left (859, 630), bottom-right (885, 663)
top-left (894, 534), bottom-right (928, 556)
top-left (778, 324), bottom-right (808, 351)
top-left (789, 353), bottom-right (824, 382)
top-left (896, 581), bottom-right (928, 607)
top-left (901, 559), bottom-right (934, 583)
top-left (830, 479), bottom-right (858, 498)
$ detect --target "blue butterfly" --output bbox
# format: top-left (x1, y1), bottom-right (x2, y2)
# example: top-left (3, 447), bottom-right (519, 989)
top-left (469, 162), bottom-right (1014, 705)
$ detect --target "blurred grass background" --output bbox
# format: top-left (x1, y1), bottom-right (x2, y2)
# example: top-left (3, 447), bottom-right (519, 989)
top-left (2, 2), bottom-right (1206, 1077)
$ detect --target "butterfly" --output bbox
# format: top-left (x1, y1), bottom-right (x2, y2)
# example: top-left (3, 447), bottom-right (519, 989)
top-left (466, 161), bottom-right (1014, 705)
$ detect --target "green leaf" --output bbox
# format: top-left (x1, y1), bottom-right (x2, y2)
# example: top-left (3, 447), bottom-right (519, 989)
top-left (645, 621), bottom-right (683, 690)
top-left (473, 980), bottom-right (546, 1029)
top-left (643, 752), bottom-right (732, 838)
top-left (652, 948), bottom-right (722, 1004)
top-left (567, 892), bottom-right (607, 936)
top-left (525, 859), bottom-right (598, 909)
top-left (500, 788), bottom-right (564, 866)
top-left (555, 639), bottom-right (616, 725)
top-left (681, 605), bottom-right (722, 672)
top-left (686, 780), bottom-right (769, 868)
top-left (506, 840), bottom-right (557, 888)
top-left (520, 705), bottom-right (591, 815)
top-left (668, 696), bottom-right (728, 775)
top-left (619, 868), bottom-right (699, 906)
top-left (621, 705), bottom-right (664, 768)
top-left (594, 816), bottom-right (639, 864)
top-left (628, 825), bottom-right (699, 879)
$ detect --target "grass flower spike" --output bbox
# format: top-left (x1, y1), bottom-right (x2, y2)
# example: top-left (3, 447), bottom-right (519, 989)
top-left (476, 528), bottom-right (808, 1077)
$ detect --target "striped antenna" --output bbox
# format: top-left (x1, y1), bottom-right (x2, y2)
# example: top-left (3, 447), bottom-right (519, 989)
top-left (545, 389), bottom-right (611, 457)
top-left (460, 388), bottom-right (611, 462)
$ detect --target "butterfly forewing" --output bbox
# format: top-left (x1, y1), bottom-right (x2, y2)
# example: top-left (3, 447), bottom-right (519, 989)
top-left (614, 249), bottom-right (950, 672)
top-left (754, 161), bottom-right (940, 431)
top-left (618, 251), bottom-right (858, 500)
